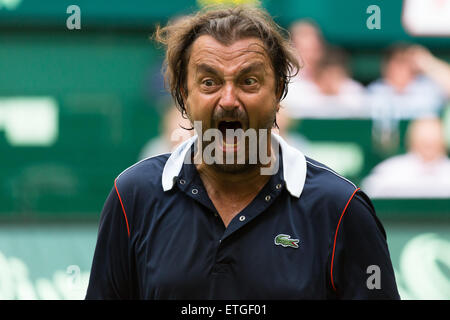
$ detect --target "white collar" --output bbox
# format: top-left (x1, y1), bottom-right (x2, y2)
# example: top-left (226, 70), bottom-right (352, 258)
top-left (161, 133), bottom-right (307, 198)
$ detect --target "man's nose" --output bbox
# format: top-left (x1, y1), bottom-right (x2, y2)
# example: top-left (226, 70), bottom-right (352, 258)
top-left (218, 83), bottom-right (239, 111)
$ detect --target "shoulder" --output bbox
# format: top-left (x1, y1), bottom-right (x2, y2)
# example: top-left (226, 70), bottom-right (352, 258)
top-left (114, 153), bottom-right (171, 194)
top-left (342, 79), bottom-right (365, 92)
top-left (302, 156), bottom-right (363, 215)
top-left (304, 156), bottom-right (358, 193)
top-left (370, 153), bottom-right (416, 174)
top-left (367, 79), bottom-right (389, 92)
top-left (413, 75), bottom-right (440, 88)
top-left (298, 157), bottom-right (379, 242)
top-left (303, 156), bottom-right (380, 227)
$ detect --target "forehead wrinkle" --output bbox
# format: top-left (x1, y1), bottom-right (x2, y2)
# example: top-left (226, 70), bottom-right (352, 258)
top-left (190, 36), bottom-right (269, 62)
top-left (191, 47), bottom-right (266, 66)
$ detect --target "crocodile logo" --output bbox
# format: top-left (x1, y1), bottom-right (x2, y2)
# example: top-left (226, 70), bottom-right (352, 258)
top-left (274, 234), bottom-right (300, 249)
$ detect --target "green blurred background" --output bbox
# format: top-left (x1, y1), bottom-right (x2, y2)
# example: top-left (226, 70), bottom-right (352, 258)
top-left (0, 0), bottom-right (449, 299)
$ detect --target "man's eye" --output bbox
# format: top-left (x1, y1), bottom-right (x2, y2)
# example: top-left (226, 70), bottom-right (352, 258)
top-left (202, 79), bottom-right (216, 87)
top-left (243, 78), bottom-right (257, 85)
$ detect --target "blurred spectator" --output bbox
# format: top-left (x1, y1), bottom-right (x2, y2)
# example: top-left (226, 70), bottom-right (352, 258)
top-left (362, 117), bottom-right (450, 198)
top-left (274, 107), bottom-right (310, 152)
top-left (289, 19), bottom-right (325, 81)
top-left (283, 45), bottom-right (367, 118)
top-left (368, 43), bottom-right (449, 121)
top-left (409, 45), bottom-right (450, 97)
top-left (138, 106), bottom-right (193, 160)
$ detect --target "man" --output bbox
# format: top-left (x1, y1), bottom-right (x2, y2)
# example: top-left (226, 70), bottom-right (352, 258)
top-left (283, 45), bottom-right (367, 119)
top-left (86, 6), bottom-right (399, 299)
top-left (362, 117), bottom-right (450, 198)
top-left (138, 105), bottom-right (193, 159)
top-left (368, 43), bottom-right (447, 120)
top-left (289, 19), bottom-right (325, 81)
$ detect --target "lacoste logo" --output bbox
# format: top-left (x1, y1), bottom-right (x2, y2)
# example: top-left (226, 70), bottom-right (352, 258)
top-left (274, 234), bottom-right (300, 249)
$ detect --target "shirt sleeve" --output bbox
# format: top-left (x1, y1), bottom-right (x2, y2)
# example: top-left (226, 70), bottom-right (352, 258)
top-left (85, 184), bottom-right (134, 299)
top-left (331, 191), bottom-right (400, 299)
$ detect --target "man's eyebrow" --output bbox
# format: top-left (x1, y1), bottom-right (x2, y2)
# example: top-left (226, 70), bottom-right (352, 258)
top-left (237, 62), bottom-right (266, 77)
top-left (195, 64), bottom-right (220, 76)
top-left (195, 61), bottom-right (267, 78)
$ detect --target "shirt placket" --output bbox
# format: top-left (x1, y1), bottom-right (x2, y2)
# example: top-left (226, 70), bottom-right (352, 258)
top-left (176, 163), bottom-right (285, 298)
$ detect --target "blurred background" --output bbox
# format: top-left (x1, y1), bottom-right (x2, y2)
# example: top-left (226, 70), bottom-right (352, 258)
top-left (0, 0), bottom-right (449, 299)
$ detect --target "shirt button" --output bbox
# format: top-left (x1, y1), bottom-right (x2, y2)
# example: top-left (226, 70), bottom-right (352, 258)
top-left (239, 215), bottom-right (246, 222)
top-left (191, 188), bottom-right (198, 195)
top-left (265, 195), bottom-right (271, 202)
top-left (276, 183), bottom-right (282, 190)
top-left (179, 179), bottom-right (186, 185)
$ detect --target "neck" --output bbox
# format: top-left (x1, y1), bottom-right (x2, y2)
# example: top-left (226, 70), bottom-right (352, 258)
top-left (196, 144), bottom-right (277, 197)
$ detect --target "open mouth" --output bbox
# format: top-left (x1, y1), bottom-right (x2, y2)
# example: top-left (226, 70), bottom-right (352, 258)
top-left (217, 120), bottom-right (243, 150)
top-left (218, 120), bottom-right (243, 135)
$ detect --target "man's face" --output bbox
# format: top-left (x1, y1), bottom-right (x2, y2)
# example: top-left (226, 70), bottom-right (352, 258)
top-left (291, 24), bottom-right (324, 68)
top-left (410, 120), bottom-right (446, 163)
top-left (384, 52), bottom-right (415, 91)
top-left (184, 35), bottom-right (280, 172)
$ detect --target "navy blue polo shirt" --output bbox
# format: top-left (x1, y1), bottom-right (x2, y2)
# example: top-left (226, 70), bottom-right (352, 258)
top-left (86, 133), bottom-right (400, 300)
